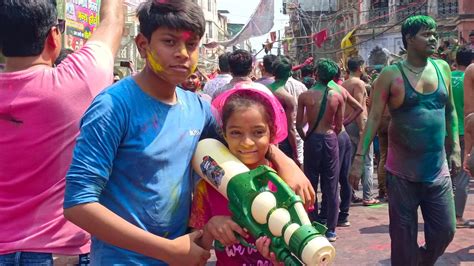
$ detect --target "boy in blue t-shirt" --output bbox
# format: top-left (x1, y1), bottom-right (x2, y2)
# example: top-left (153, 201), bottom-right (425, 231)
top-left (63, 1), bottom-right (315, 265)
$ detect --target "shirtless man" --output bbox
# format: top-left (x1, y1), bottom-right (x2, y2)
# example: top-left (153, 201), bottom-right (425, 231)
top-left (296, 58), bottom-right (344, 242)
top-left (268, 56), bottom-right (299, 165)
top-left (463, 60), bottom-right (474, 181)
top-left (451, 48), bottom-right (473, 228)
top-left (465, 113), bottom-right (474, 176)
top-left (349, 15), bottom-right (460, 265)
top-left (323, 80), bottom-right (363, 226)
top-left (342, 56), bottom-right (378, 205)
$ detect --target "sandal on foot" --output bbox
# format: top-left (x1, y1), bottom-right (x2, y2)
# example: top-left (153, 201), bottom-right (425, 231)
top-left (456, 220), bottom-right (474, 228)
top-left (363, 199), bottom-right (380, 206)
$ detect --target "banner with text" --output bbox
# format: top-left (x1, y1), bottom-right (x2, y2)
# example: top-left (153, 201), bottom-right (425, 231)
top-left (64, 0), bottom-right (101, 50)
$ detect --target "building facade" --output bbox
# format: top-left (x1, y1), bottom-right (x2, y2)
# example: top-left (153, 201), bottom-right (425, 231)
top-left (285, 0), bottom-right (473, 66)
top-left (284, 0), bottom-right (359, 63)
top-left (357, 0), bottom-right (464, 64)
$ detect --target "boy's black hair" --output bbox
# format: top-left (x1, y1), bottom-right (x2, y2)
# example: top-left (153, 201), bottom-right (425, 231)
top-left (301, 64), bottom-right (314, 77)
top-left (347, 55), bottom-right (365, 73)
top-left (271, 56), bottom-right (292, 80)
top-left (401, 15), bottom-right (437, 49)
top-left (456, 47), bottom-right (472, 67)
top-left (137, 0), bottom-right (205, 41)
top-left (262, 54), bottom-right (278, 74)
top-left (0, 0), bottom-right (57, 57)
top-left (228, 49), bottom-right (253, 77)
top-left (218, 52), bottom-right (231, 73)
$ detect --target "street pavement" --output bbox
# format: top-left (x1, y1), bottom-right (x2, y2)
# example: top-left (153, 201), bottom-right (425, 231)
top-left (206, 177), bottom-right (474, 265)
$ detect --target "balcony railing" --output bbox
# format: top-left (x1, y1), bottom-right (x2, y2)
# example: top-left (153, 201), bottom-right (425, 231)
top-left (396, 4), bottom-right (428, 22)
top-left (438, 1), bottom-right (458, 18)
top-left (368, 7), bottom-right (389, 25)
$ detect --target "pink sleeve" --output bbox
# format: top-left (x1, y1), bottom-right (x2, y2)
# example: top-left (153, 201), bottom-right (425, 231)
top-left (189, 180), bottom-right (213, 229)
top-left (54, 41), bottom-right (114, 98)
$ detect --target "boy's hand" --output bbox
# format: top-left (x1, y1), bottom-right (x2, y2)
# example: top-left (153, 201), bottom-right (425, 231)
top-left (204, 216), bottom-right (249, 246)
top-left (448, 149), bottom-right (462, 176)
top-left (464, 154), bottom-right (472, 177)
top-left (168, 230), bottom-right (210, 266)
top-left (284, 173), bottom-right (315, 210)
top-left (349, 155), bottom-right (364, 190)
top-left (255, 236), bottom-right (284, 266)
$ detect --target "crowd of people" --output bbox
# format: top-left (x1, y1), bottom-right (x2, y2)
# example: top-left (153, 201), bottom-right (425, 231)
top-left (1, 0), bottom-right (473, 265)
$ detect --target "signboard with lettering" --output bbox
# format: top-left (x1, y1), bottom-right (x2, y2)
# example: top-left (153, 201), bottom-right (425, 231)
top-left (64, 0), bottom-right (101, 50)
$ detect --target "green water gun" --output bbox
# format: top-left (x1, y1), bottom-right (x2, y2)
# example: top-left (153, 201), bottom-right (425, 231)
top-left (193, 139), bottom-right (336, 265)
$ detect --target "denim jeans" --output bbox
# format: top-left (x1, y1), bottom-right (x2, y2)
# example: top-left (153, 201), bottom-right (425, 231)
top-left (0, 252), bottom-right (89, 266)
top-left (346, 121), bottom-right (374, 200)
top-left (454, 135), bottom-right (470, 218)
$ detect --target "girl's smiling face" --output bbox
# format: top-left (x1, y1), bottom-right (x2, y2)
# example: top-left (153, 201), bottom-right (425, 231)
top-left (224, 105), bottom-right (271, 169)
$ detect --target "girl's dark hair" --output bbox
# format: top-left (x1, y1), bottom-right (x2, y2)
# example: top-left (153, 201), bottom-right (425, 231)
top-left (0, 0), bottom-right (57, 57)
top-left (221, 91), bottom-right (276, 143)
top-left (137, 0), bottom-right (205, 41)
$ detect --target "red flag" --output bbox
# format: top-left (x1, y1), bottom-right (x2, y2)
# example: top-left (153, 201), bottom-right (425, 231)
top-left (312, 29), bottom-right (328, 48)
top-left (270, 31), bottom-right (277, 42)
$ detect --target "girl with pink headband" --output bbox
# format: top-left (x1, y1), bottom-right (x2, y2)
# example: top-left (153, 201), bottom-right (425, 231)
top-left (189, 83), bottom-right (288, 265)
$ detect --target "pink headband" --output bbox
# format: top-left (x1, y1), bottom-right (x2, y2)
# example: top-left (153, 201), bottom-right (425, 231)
top-left (211, 82), bottom-right (288, 144)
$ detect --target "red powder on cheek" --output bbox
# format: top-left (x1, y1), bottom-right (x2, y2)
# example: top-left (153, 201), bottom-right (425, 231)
top-left (395, 77), bottom-right (403, 85)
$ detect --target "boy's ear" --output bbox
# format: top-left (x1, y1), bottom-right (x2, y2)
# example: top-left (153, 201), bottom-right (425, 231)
top-left (406, 34), bottom-right (414, 46)
top-left (135, 33), bottom-right (149, 59)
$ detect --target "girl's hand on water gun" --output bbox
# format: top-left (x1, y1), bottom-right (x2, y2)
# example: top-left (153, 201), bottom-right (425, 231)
top-left (204, 216), bottom-right (249, 246)
top-left (255, 236), bottom-right (284, 266)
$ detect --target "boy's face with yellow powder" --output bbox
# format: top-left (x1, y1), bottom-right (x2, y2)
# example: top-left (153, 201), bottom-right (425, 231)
top-left (137, 27), bottom-right (200, 86)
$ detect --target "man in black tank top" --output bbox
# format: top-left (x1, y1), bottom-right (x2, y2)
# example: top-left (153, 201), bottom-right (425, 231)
top-left (349, 15), bottom-right (461, 265)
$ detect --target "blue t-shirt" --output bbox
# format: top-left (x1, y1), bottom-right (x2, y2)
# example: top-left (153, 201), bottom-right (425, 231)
top-left (64, 77), bottom-right (218, 265)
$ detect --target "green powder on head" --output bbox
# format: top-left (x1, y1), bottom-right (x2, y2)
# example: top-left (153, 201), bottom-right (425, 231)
top-left (316, 58), bottom-right (339, 85)
top-left (401, 15), bottom-right (437, 48)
